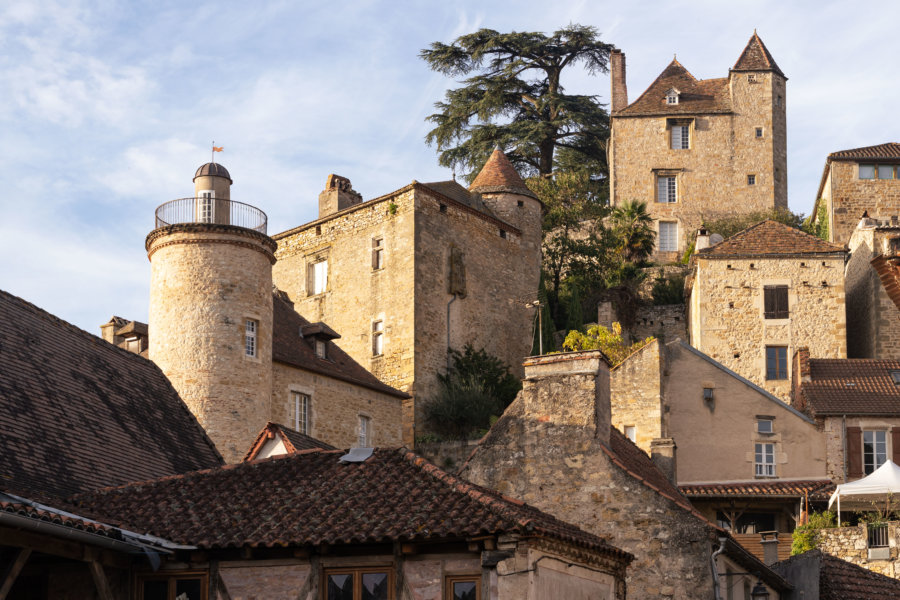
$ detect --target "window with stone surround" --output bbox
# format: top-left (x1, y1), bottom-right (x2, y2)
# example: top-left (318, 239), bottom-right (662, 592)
top-left (757, 418), bottom-right (774, 434)
top-left (658, 221), bottom-right (677, 252)
top-left (755, 442), bottom-right (775, 477)
top-left (358, 414), bottom-right (372, 447)
top-left (863, 430), bottom-right (888, 475)
top-left (137, 571), bottom-right (207, 600)
top-left (325, 567), bottom-right (392, 600)
top-left (244, 319), bottom-right (258, 358)
top-left (747, 174), bottom-right (756, 185)
top-left (289, 391), bottom-right (310, 434)
top-left (657, 176), bottom-right (677, 203)
top-left (755, 127), bottom-right (764, 138)
top-left (446, 575), bottom-right (480, 600)
top-left (765, 346), bottom-right (788, 380)
top-left (308, 258), bottom-right (328, 295)
top-left (763, 285), bottom-right (788, 319)
top-left (372, 237), bottom-right (384, 270)
top-left (624, 425), bottom-right (636, 442)
top-left (372, 320), bottom-right (384, 356)
top-left (670, 124), bottom-right (689, 150)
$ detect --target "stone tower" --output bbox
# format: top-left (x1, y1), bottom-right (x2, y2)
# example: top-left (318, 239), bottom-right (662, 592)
top-left (146, 163), bottom-right (276, 462)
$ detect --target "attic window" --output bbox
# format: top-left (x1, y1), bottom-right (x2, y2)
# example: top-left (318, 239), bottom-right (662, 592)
top-left (891, 371), bottom-right (900, 385)
top-left (500, 229), bottom-right (507, 239)
top-left (439, 203), bottom-right (447, 213)
top-left (315, 339), bottom-right (327, 359)
top-left (666, 91), bottom-right (679, 105)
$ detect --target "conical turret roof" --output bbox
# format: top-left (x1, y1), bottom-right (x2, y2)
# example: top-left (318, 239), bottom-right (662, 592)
top-left (469, 148), bottom-right (537, 199)
top-left (732, 31), bottom-right (785, 78)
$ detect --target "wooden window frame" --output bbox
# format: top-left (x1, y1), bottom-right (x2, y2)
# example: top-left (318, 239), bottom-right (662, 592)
top-left (136, 571), bottom-right (208, 600)
top-left (445, 574), bottom-right (481, 600)
top-left (863, 430), bottom-right (888, 475)
top-left (765, 346), bottom-right (788, 380)
top-left (323, 566), bottom-right (393, 600)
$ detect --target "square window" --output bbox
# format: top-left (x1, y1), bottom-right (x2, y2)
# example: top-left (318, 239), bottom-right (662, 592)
top-left (763, 285), bottom-right (789, 319)
top-left (325, 568), bottom-right (392, 600)
top-left (757, 419), bottom-right (773, 434)
top-left (755, 127), bottom-right (764, 138)
top-left (372, 320), bottom-right (384, 356)
top-left (358, 415), bottom-right (372, 447)
top-left (755, 442), bottom-right (775, 477)
top-left (658, 221), bottom-right (678, 252)
top-left (657, 176), bottom-right (677, 203)
top-left (290, 391), bottom-right (310, 435)
top-left (245, 319), bottom-right (258, 358)
top-left (747, 174), bottom-right (756, 185)
top-left (859, 164), bottom-right (876, 179)
top-left (878, 165), bottom-right (895, 180)
top-left (372, 238), bottom-right (384, 270)
top-left (308, 259), bottom-right (328, 295)
top-left (703, 387), bottom-right (714, 401)
top-left (446, 576), bottom-right (480, 600)
top-left (671, 125), bottom-right (689, 150)
top-left (863, 430), bottom-right (888, 475)
top-left (766, 346), bottom-right (788, 380)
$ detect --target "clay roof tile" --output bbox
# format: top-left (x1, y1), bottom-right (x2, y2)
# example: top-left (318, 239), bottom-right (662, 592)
top-left (469, 149), bottom-right (537, 199)
top-left (698, 220), bottom-right (846, 258)
top-left (732, 32), bottom-right (785, 78)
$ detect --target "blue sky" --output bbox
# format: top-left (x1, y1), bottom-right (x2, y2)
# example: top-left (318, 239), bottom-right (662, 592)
top-left (1, 0), bottom-right (898, 332)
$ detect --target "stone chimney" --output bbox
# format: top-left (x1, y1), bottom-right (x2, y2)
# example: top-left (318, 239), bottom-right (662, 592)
top-left (650, 438), bottom-right (677, 485)
top-left (610, 49), bottom-right (628, 113)
top-left (695, 227), bottom-right (710, 251)
top-left (760, 531), bottom-right (779, 565)
top-left (318, 174), bottom-right (362, 218)
top-left (791, 347), bottom-right (811, 409)
top-left (521, 350), bottom-right (612, 445)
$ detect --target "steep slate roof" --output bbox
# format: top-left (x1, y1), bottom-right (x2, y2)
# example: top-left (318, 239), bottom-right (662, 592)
top-left (0, 289), bottom-right (223, 501)
top-left (615, 59), bottom-right (731, 117)
top-left (698, 220), bottom-right (846, 258)
top-left (680, 480), bottom-right (834, 501)
top-left (774, 549), bottom-right (900, 600)
top-left (272, 293), bottom-right (408, 399)
top-left (469, 148), bottom-right (538, 199)
top-left (828, 143), bottom-right (900, 161)
top-left (71, 448), bottom-right (631, 560)
top-left (871, 255), bottom-right (900, 312)
top-left (732, 32), bottom-right (785, 78)
top-left (243, 422), bottom-right (336, 461)
top-left (801, 358), bottom-right (900, 416)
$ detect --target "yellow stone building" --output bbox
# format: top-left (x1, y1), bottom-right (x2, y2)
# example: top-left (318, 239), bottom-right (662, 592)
top-left (609, 33), bottom-right (787, 261)
top-left (271, 149), bottom-right (543, 443)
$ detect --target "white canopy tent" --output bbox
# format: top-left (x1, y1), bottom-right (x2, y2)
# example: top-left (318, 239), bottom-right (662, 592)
top-left (829, 460), bottom-right (900, 522)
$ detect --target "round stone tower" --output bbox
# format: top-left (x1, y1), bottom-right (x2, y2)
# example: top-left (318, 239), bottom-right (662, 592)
top-left (147, 163), bottom-right (276, 462)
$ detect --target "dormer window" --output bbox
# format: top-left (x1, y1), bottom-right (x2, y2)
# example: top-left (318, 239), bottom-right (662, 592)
top-left (315, 339), bottom-right (327, 359)
top-left (891, 371), bottom-right (900, 385)
top-left (300, 322), bottom-right (341, 360)
top-left (665, 88), bottom-right (680, 105)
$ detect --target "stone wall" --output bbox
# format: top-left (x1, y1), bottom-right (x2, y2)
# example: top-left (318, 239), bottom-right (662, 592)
top-left (460, 351), bottom-right (716, 600)
top-left (610, 70), bottom-right (786, 260)
top-left (846, 224), bottom-right (900, 359)
top-left (610, 340), bottom-right (664, 452)
top-left (822, 416), bottom-right (900, 484)
top-left (689, 255), bottom-right (847, 401)
top-left (824, 160), bottom-right (900, 246)
top-left (630, 304), bottom-right (688, 343)
top-left (271, 361), bottom-right (403, 450)
top-left (818, 523), bottom-right (900, 579)
top-left (415, 439), bottom-right (480, 471)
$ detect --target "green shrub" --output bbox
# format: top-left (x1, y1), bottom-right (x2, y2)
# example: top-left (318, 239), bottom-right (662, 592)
top-left (791, 511), bottom-right (837, 555)
top-left (651, 271), bottom-right (685, 305)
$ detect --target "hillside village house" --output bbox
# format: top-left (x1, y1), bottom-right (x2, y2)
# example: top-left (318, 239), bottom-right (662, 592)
top-left (608, 32), bottom-right (787, 260)
top-left (687, 220), bottom-right (847, 401)
top-left (812, 143), bottom-right (900, 246)
top-left (271, 149), bottom-right (543, 443)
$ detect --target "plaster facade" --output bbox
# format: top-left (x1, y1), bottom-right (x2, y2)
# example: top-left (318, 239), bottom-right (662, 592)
top-left (846, 221), bottom-right (900, 359)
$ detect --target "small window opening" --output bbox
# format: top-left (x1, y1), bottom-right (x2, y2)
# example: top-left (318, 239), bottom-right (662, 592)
top-left (821, 281), bottom-right (828, 287)
top-left (750, 263), bottom-right (755, 269)
top-left (757, 419), bottom-right (774, 434)
top-left (439, 204), bottom-right (447, 213)
top-left (499, 229), bottom-right (507, 239)
top-left (372, 320), bottom-right (384, 356)
top-left (734, 352), bottom-right (741, 358)
top-left (748, 174), bottom-right (756, 185)
top-left (517, 200), bottom-right (524, 207)
top-left (800, 262), bottom-right (806, 267)
top-left (703, 388), bottom-right (714, 401)
top-left (755, 127), bottom-right (763, 138)
top-left (729, 302), bottom-right (734, 308)
top-left (315, 225), bottom-right (322, 235)
top-left (891, 371), bottom-right (900, 385)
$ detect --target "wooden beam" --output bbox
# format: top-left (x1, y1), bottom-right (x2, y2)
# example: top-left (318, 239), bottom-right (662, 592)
top-left (88, 561), bottom-right (114, 600)
top-left (0, 548), bottom-right (32, 600)
top-left (0, 526), bottom-right (132, 569)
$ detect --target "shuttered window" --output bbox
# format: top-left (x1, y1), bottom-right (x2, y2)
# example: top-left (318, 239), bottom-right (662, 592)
top-left (763, 285), bottom-right (789, 319)
top-left (864, 430), bottom-right (888, 475)
top-left (657, 176), bottom-right (677, 203)
top-left (658, 222), bottom-right (677, 252)
top-left (847, 426), bottom-right (863, 479)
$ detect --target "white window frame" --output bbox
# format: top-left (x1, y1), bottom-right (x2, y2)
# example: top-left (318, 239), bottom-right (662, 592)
top-left (657, 176), bottom-right (677, 203)
top-left (863, 430), bottom-right (888, 475)
top-left (308, 259), bottom-right (328, 295)
top-left (658, 221), bottom-right (678, 252)
top-left (358, 414), bottom-right (371, 447)
top-left (757, 419), bottom-right (773, 434)
top-left (755, 443), bottom-right (775, 477)
top-left (245, 319), bottom-right (258, 358)
top-left (666, 92), bottom-right (679, 105)
top-left (314, 339), bottom-right (327, 359)
top-left (198, 190), bottom-right (215, 223)
top-left (290, 391), bottom-right (310, 435)
top-left (670, 124), bottom-right (689, 150)
top-left (372, 320), bottom-right (384, 356)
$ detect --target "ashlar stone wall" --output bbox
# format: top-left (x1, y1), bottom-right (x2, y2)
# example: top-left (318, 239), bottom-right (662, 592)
top-left (823, 161), bottom-right (900, 246)
top-left (846, 224), bottom-right (900, 359)
top-left (818, 523), bottom-right (900, 579)
top-left (610, 339), bottom-right (664, 452)
top-left (271, 361), bottom-right (403, 449)
top-left (689, 255), bottom-right (846, 401)
top-left (460, 351), bottom-right (716, 600)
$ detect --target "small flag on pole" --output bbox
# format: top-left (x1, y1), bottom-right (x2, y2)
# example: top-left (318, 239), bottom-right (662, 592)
top-left (211, 142), bottom-right (224, 164)
top-left (213, 146), bottom-right (223, 152)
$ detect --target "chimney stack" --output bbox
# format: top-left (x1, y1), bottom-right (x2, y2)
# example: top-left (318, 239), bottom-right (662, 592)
top-left (695, 227), bottom-right (710, 251)
top-left (760, 531), bottom-right (779, 565)
top-left (650, 438), bottom-right (677, 485)
top-left (319, 174), bottom-right (362, 218)
top-left (791, 347), bottom-right (811, 410)
top-left (610, 50), bottom-right (628, 113)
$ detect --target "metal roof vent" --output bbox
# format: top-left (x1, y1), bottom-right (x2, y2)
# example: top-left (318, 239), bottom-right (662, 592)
top-left (340, 448), bottom-right (374, 463)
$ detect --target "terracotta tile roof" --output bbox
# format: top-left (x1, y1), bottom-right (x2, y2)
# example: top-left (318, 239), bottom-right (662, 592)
top-left (272, 293), bottom-right (408, 399)
top-left (0, 289), bottom-right (223, 501)
top-left (698, 220), bottom-right (846, 258)
top-left (680, 479), bottom-right (834, 501)
top-left (828, 143), bottom-right (900, 161)
top-left (732, 32), bottom-right (785, 78)
top-left (871, 255), bottom-right (900, 312)
top-left (469, 149), bottom-right (537, 199)
top-left (243, 422), bottom-right (336, 461)
top-left (0, 493), bottom-right (118, 538)
top-left (774, 549), bottom-right (900, 600)
top-left (70, 448), bottom-right (631, 560)
top-left (801, 358), bottom-right (900, 416)
top-left (615, 59), bottom-right (731, 117)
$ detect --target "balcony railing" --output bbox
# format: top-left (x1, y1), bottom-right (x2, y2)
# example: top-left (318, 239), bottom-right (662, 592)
top-left (154, 198), bottom-right (267, 235)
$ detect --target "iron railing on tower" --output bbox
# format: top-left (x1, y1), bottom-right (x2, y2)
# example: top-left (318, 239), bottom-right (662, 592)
top-left (154, 198), bottom-right (268, 235)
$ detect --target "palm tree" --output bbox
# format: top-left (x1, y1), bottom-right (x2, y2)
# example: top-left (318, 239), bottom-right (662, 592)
top-left (610, 200), bottom-right (656, 263)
